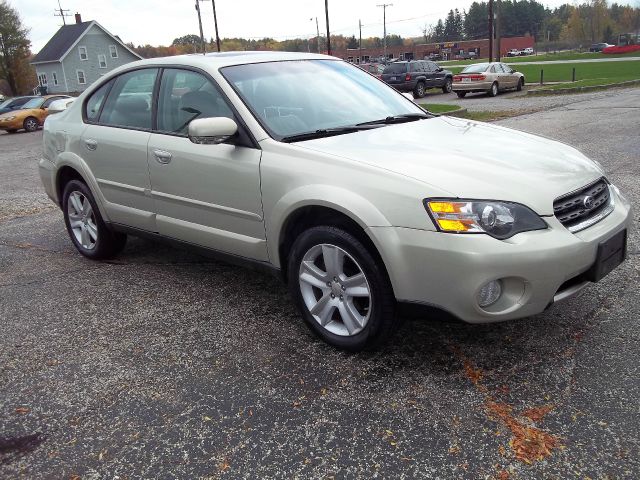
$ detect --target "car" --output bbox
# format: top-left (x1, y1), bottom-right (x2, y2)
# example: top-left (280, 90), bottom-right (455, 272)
top-left (0, 95), bottom-right (39, 115)
top-left (522, 47), bottom-right (535, 55)
top-left (359, 63), bottom-right (384, 79)
top-left (381, 60), bottom-right (453, 98)
top-left (39, 52), bottom-right (631, 351)
top-left (452, 62), bottom-right (525, 98)
top-left (0, 95), bottom-right (72, 133)
top-left (507, 49), bottom-right (521, 57)
top-left (589, 43), bottom-right (614, 52)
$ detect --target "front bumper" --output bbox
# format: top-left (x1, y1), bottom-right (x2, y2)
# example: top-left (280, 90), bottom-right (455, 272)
top-left (369, 189), bottom-right (632, 323)
top-left (0, 117), bottom-right (23, 130)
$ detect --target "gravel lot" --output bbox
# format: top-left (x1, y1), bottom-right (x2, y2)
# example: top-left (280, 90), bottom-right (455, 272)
top-left (1, 89), bottom-right (639, 479)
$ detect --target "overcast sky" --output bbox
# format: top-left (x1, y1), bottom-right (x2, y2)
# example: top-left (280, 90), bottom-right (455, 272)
top-left (13, 0), bottom-right (639, 53)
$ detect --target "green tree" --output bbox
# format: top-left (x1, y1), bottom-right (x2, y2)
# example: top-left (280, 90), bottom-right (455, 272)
top-left (0, 0), bottom-right (33, 95)
top-left (346, 35), bottom-right (358, 49)
top-left (464, 2), bottom-right (488, 39)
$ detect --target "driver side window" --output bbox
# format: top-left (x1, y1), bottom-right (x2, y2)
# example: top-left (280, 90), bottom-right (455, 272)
top-left (156, 68), bottom-right (234, 135)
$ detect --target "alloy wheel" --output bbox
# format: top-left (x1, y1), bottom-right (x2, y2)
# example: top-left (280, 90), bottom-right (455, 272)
top-left (298, 243), bottom-right (372, 336)
top-left (444, 79), bottom-right (452, 92)
top-left (24, 118), bottom-right (38, 132)
top-left (67, 191), bottom-right (98, 250)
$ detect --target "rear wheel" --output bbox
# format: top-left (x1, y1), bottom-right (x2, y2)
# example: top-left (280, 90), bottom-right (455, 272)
top-left (488, 82), bottom-right (499, 97)
top-left (413, 81), bottom-right (426, 98)
top-left (456, 91), bottom-right (467, 98)
top-left (442, 78), bottom-right (453, 93)
top-left (288, 226), bottom-right (397, 351)
top-left (23, 117), bottom-right (39, 132)
top-left (62, 179), bottom-right (127, 259)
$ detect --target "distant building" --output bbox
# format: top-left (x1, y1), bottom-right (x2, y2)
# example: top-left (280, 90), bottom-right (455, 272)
top-left (337, 35), bottom-right (535, 64)
top-left (30, 13), bottom-right (142, 94)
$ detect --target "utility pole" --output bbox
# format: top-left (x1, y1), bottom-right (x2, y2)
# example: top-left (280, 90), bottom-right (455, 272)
top-left (195, 0), bottom-right (206, 54)
top-left (377, 3), bottom-right (393, 62)
top-left (495, 0), bottom-right (501, 61)
top-left (488, 0), bottom-right (494, 62)
top-left (211, 0), bottom-right (221, 52)
top-left (359, 19), bottom-right (362, 63)
top-left (325, 0), bottom-right (331, 55)
top-left (54, 0), bottom-right (71, 25)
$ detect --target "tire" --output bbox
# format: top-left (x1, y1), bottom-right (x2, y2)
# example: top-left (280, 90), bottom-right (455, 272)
top-left (516, 77), bottom-right (524, 91)
top-left (456, 91), bottom-right (467, 98)
top-left (413, 81), bottom-right (426, 98)
top-left (287, 226), bottom-right (398, 351)
top-left (23, 117), bottom-right (39, 132)
top-left (62, 179), bottom-right (127, 260)
top-left (442, 77), bottom-right (453, 94)
top-left (488, 82), bottom-right (499, 97)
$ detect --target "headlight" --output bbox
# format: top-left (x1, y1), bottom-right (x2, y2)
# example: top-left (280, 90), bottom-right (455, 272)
top-left (424, 199), bottom-right (547, 239)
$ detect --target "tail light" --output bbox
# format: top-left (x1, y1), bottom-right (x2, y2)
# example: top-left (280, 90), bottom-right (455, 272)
top-left (453, 75), bottom-right (462, 81)
top-left (405, 73), bottom-right (411, 81)
top-left (470, 75), bottom-right (486, 81)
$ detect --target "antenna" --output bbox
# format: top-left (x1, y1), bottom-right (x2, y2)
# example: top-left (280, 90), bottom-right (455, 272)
top-left (54, 0), bottom-right (72, 25)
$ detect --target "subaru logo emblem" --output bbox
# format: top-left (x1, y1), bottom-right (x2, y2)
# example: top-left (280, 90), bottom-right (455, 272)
top-left (583, 195), bottom-right (595, 210)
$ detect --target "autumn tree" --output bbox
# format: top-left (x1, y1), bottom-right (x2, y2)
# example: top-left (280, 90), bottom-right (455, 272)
top-left (0, 0), bottom-right (34, 95)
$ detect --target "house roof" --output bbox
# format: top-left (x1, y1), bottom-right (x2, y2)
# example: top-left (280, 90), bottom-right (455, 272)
top-left (31, 20), bottom-right (142, 64)
top-left (31, 21), bottom-right (93, 63)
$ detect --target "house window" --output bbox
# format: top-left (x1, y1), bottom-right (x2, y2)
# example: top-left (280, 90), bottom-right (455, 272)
top-left (78, 46), bottom-right (88, 60)
top-left (109, 45), bottom-right (118, 58)
top-left (98, 54), bottom-right (107, 69)
top-left (52, 72), bottom-right (58, 86)
top-left (77, 70), bottom-right (86, 85)
top-left (37, 73), bottom-right (47, 86)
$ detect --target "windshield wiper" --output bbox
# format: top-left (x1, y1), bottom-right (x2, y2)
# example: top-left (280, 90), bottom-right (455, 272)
top-left (280, 125), bottom-right (379, 143)
top-left (356, 113), bottom-right (431, 126)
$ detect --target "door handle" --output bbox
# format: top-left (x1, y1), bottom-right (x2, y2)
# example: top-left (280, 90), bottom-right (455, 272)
top-left (153, 149), bottom-right (172, 164)
top-left (84, 139), bottom-right (97, 151)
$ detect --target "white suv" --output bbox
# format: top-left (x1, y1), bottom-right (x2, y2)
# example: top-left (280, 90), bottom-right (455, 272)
top-left (39, 52), bottom-right (631, 350)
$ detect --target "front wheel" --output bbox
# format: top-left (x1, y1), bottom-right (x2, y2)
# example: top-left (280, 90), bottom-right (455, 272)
top-left (288, 226), bottom-right (398, 351)
top-left (516, 77), bottom-right (524, 91)
top-left (23, 117), bottom-right (39, 132)
top-left (456, 91), bottom-right (467, 98)
top-left (488, 82), bottom-right (499, 97)
top-left (413, 81), bottom-right (426, 98)
top-left (442, 78), bottom-right (453, 93)
top-left (62, 179), bottom-right (127, 259)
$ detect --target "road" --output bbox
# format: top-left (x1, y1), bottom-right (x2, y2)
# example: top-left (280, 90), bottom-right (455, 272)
top-left (1, 89), bottom-right (639, 479)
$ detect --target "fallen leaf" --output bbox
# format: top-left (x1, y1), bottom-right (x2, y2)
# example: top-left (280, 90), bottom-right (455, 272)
top-left (15, 407), bottom-right (30, 414)
top-left (219, 458), bottom-right (230, 472)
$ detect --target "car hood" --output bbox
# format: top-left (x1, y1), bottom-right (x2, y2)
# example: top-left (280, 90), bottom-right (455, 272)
top-left (294, 116), bottom-right (604, 215)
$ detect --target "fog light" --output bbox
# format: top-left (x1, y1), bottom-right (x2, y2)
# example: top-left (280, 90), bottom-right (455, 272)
top-left (477, 280), bottom-right (502, 308)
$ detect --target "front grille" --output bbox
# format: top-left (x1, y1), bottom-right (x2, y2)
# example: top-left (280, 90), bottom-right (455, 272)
top-left (553, 178), bottom-right (612, 232)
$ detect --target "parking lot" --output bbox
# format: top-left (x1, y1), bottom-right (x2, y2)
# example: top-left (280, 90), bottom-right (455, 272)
top-left (1, 88), bottom-right (639, 478)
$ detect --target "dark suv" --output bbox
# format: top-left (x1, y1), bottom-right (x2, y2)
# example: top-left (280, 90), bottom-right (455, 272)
top-left (381, 60), bottom-right (453, 98)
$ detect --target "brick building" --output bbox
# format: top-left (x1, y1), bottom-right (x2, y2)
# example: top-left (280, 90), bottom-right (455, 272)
top-left (335, 35), bottom-right (534, 63)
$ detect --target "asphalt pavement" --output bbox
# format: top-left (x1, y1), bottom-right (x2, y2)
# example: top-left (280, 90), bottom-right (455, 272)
top-left (1, 89), bottom-right (639, 479)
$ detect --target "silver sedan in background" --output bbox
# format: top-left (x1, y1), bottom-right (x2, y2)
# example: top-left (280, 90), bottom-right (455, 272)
top-left (452, 62), bottom-right (525, 98)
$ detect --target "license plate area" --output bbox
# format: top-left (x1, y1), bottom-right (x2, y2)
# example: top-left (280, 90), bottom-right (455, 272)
top-left (390, 76), bottom-right (397, 81)
top-left (463, 77), bottom-right (471, 83)
top-left (588, 229), bottom-right (627, 282)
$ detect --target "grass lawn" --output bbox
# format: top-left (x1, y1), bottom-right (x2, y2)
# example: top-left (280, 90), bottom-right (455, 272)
top-left (535, 77), bottom-right (640, 90)
top-left (439, 50), bottom-right (640, 67)
top-left (419, 103), bottom-right (461, 114)
top-left (446, 59), bottom-right (640, 84)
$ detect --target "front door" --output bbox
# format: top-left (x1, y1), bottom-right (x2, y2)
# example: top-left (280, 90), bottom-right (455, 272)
top-left (80, 69), bottom-right (158, 231)
top-left (147, 68), bottom-right (267, 261)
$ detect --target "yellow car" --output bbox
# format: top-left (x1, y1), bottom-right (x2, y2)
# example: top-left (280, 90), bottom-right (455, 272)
top-left (0, 95), bottom-right (72, 133)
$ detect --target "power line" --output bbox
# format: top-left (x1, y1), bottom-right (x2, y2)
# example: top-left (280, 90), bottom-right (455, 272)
top-left (53, 0), bottom-right (72, 25)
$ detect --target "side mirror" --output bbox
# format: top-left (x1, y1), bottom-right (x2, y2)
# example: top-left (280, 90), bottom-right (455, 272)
top-left (437, 66), bottom-right (443, 72)
top-left (188, 117), bottom-right (238, 145)
top-left (47, 99), bottom-right (74, 114)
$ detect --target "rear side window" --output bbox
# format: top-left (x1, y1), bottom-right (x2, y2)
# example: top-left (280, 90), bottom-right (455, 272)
top-left (156, 68), bottom-right (234, 135)
top-left (383, 63), bottom-right (407, 74)
top-left (98, 69), bottom-right (158, 130)
top-left (85, 81), bottom-right (112, 121)
top-left (409, 63), bottom-right (422, 72)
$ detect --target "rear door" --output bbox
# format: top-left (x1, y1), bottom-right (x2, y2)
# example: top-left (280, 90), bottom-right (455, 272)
top-left (428, 61), bottom-right (446, 87)
top-left (147, 68), bottom-right (267, 261)
top-left (80, 68), bottom-right (157, 231)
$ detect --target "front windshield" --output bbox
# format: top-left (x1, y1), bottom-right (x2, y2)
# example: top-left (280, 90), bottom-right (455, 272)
top-left (0, 99), bottom-right (11, 108)
top-left (21, 98), bottom-right (45, 109)
top-left (461, 63), bottom-right (490, 74)
top-left (221, 60), bottom-right (424, 140)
